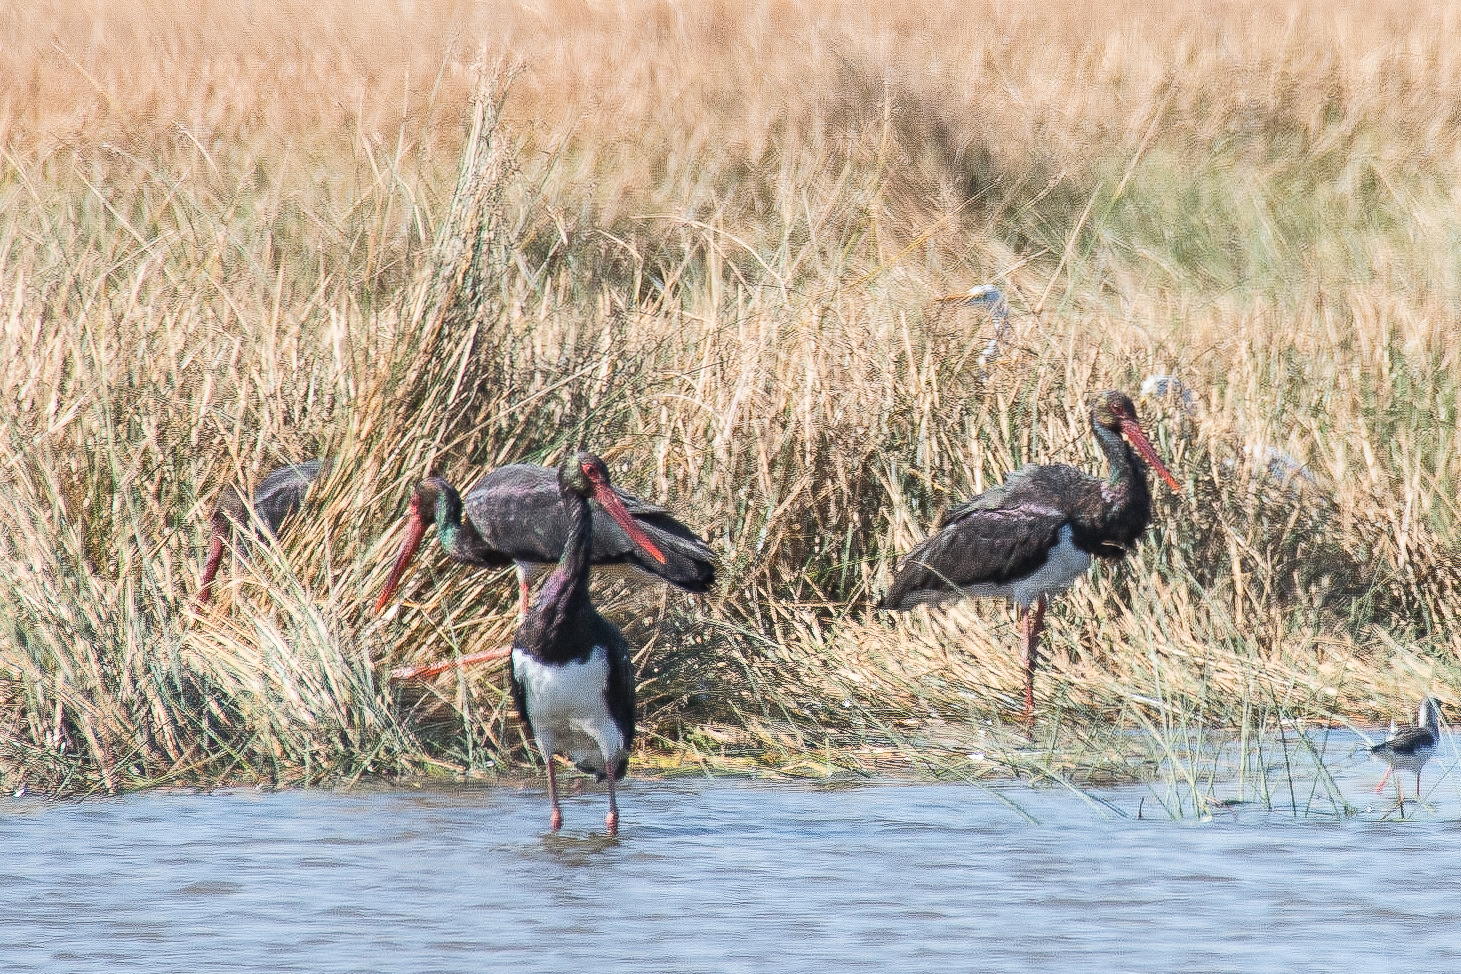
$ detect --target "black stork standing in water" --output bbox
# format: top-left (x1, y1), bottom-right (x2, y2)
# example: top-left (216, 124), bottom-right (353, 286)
top-left (1371, 696), bottom-right (1442, 803)
top-left (196, 459), bottom-right (332, 606)
top-left (373, 462), bottom-right (715, 619)
top-left (510, 451), bottom-right (667, 835)
top-left (878, 391), bottom-right (1181, 719)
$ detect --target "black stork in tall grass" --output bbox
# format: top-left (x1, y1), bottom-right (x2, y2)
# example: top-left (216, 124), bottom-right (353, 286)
top-left (878, 391), bottom-right (1181, 719)
top-left (373, 462), bottom-right (715, 619)
top-left (1371, 696), bottom-right (1442, 803)
top-left (196, 459), bottom-right (332, 606)
top-left (510, 451), bottom-right (667, 835)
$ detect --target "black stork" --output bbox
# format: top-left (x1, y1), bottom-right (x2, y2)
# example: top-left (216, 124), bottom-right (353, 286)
top-left (878, 390), bottom-right (1181, 718)
top-left (1371, 696), bottom-right (1441, 803)
top-left (510, 451), bottom-right (666, 835)
top-left (373, 461), bottom-right (715, 618)
top-left (196, 459), bottom-right (331, 605)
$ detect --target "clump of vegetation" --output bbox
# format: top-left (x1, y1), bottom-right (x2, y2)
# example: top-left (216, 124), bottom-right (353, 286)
top-left (2, 0), bottom-right (1459, 805)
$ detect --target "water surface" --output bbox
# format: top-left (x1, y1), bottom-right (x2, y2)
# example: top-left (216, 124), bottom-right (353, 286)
top-left (3, 730), bottom-right (1457, 973)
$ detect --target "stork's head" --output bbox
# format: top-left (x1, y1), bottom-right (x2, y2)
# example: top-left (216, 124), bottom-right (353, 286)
top-left (561, 451), bottom-right (611, 499)
top-left (560, 451), bottom-right (666, 564)
top-left (1091, 390), bottom-right (1181, 492)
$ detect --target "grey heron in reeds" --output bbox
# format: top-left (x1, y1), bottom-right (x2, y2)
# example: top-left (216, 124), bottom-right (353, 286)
top-left (936, 283), bottom-right (1012, 370)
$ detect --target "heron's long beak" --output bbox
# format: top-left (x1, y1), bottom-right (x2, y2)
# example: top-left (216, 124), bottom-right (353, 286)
top-left (935, 292), bottom-right (991, 306)
top-left (1120, 419), bottom-right (1182, 492)
top-left (593, 485), bottom-right (666, 563)
top-left (935, 284), bottom-right (1003, 307)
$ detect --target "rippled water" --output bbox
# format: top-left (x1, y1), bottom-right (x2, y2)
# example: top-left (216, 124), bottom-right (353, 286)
top-left (3, 730), bottom-right (1458, 974)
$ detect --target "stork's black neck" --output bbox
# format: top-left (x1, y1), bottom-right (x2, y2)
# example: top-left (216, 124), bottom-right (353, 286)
top-left (516, 483), bottom-right (596, 663)
top-left (1082, 418), bottom-right (1154, 550)
top-left (428, 478), bottom-right (491, 564)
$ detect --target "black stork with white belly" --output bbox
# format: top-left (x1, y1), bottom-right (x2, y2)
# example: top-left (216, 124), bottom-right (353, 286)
top-left (373, 463), bottom-right (715, 619)
top-left (196, 459), bottom-right (332, 606)
top-left (509, 451), bottom-right (666, 835)
top-left (878, 391), bottom-right (1181, 718)
top-left (1370, 696), bottom-right (1441, 803)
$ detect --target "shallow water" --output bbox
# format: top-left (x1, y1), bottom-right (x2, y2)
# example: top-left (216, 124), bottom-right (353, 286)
top-left (3, 730), bottom-right (1458, 974)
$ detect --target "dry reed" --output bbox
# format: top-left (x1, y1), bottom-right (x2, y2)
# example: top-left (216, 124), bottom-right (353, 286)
top-left (2, 0), bottom-right (1460, 807)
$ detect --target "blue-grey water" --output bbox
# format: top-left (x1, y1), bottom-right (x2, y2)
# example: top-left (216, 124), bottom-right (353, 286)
top-left (3, 730), bottom-right (1458, 974)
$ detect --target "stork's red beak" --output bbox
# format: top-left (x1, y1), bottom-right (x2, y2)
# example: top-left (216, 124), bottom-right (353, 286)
top-left (591, 484), bottom-right (666, 564)
top-left (374, 511), bottom-right (429, 613)
top-left (1120, 418), bottom-right (1182, 492)
top-left (195, 524), bottom-right (228, 606)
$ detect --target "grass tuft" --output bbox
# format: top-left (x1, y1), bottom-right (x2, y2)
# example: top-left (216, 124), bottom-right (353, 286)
top-left (3, 1), bottom-right (1460, 809)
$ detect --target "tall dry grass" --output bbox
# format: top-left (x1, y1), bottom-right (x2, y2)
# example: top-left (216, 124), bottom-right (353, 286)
top-left (2, 0), bottom-right (1460, 806)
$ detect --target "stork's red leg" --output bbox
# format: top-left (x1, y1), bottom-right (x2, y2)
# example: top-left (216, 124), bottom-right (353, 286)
top-left (1374, 768), bottom-right (1392, 794)
top-left (1020, 596), bottom-right (1048, 719)
top-left (605, 766), bottom-right (620, 836)
top-left (1022, 601), bottom-right (1034, 715)
top-left (517, 565), bottom-right (531, 619)
top-left (388, 645), bottom-right (511, 681)
top-left (544, 752), bottom-right (563, 832)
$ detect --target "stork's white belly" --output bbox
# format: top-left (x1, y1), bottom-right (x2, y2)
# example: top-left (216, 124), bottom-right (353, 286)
top-left (512, 646), bottom-right (624, 775)
top-left (961, 525), bottom-right (1093, 608)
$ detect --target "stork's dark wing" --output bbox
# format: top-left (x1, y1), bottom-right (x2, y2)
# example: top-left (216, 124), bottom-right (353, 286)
top-left (602, 625), bottom-right (637, 770)
top-left (606, 487), bottom-right (718, 591)
top-left (1371, 725), bottom-right (1437, 757)
top-left (467, 463), bottom-right (717, 591)
top-left (879, 504), bottom-right (1068, 609)
top-left (508, 651), bottom-right (531, 733)
top-left (466, 464), bottom-right (562, 562)
top-left (251, 459), bottom-right (330, 536)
